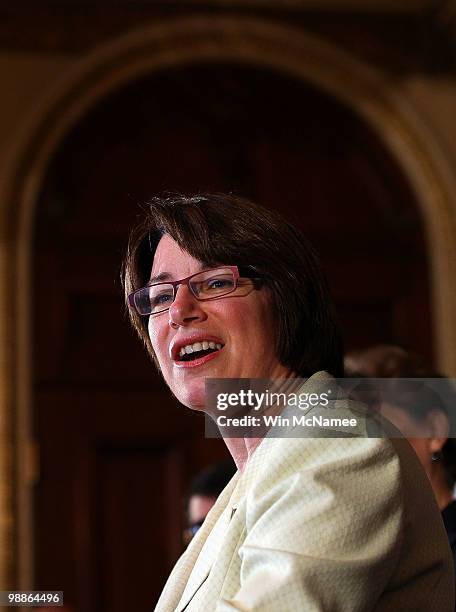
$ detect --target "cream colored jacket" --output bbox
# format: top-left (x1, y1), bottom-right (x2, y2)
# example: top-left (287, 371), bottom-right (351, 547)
top-left (156, 372), bottom-right (454, 611)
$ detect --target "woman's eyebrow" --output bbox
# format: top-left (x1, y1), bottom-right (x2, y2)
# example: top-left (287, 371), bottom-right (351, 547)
top-left (149, 263), bottom-right (208, 284)
top-left (149, 272), bottom-right (172, 283)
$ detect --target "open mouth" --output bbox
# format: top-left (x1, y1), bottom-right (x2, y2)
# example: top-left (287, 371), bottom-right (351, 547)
top-left (177, 341), bottom-right (223, 362)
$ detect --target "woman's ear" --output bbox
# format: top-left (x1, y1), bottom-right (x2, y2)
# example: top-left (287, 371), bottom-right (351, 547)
top-left (427, 409), bottom-right (449, 454)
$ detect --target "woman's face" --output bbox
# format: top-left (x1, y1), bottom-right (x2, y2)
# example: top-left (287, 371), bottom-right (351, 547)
top-left (380, 403), bottom-right (431, 469)
top-left (148, 234), bottom-right (291, 409)
top-left (380, 403), bottom-right (448, 479)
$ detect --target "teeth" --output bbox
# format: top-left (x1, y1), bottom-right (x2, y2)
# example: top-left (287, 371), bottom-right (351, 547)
top-left (178, 341), bottom-right (223, 358)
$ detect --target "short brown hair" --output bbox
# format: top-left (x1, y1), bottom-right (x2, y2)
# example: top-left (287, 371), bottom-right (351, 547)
top-left (123, 193), bottom-right (343, 377)
top-left (344, 345), bottom-right (428, 378)
top-left (345, 344), bottom-right (456, 487)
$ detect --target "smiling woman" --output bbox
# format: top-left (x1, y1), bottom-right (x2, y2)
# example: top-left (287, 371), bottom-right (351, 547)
top-left (122, 194), bottom-right (454, 611)
top-left (147, 234), bottom-right (295, 410)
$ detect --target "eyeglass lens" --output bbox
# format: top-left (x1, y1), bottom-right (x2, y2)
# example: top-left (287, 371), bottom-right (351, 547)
top-left (134, 267), bottom-right (236, 315)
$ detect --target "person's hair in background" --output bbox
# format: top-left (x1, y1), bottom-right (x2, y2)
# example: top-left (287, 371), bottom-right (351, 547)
top-left (379, 376), bottom-right (456, 499)
top-left (345, 343), bottom-right (456, 596)
top-left (123, 193), bottom-right (343, 378)
top-left (344, 344), bottom-right (456, 604)
top-left (344, 344), bottom-right (428, 378)
top-left (344, 344), bottom-right (456, 507)
top-left (184, 460), bottom-right (237, 545)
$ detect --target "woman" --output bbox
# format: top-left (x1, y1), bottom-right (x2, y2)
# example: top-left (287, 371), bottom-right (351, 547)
top-left (124, 194), bottom-right (453, 611)
top-left (379, 378), bottom-right (456, 544)
top-left (345, 345), bottom-right (456, 590)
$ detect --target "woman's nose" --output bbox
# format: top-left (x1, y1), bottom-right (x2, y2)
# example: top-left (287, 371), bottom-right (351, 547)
top-left (168, 284), bottom-right (207, 328)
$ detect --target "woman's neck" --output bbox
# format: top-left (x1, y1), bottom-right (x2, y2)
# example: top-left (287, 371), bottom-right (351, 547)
top-left (223, 436), bottom-right (264, 472)
top-left (223, 367), bottom-right (298, 471)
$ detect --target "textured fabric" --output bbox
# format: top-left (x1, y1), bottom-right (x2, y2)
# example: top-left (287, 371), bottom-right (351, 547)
top-left (155, 371), bottom-right (454, 611)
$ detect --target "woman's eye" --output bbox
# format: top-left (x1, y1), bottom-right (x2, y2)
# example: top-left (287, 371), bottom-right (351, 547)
top-left (152, 292), bottom-right (173, 305)
top-left (207, 278), bottom-right (233, 289)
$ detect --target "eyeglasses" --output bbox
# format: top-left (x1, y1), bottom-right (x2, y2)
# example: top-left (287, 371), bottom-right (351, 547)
top-left (128, 266), bottom-right (261, 316)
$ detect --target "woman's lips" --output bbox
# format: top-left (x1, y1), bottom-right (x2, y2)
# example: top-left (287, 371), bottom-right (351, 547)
top-left (173, 346), bottom-right (223, 368)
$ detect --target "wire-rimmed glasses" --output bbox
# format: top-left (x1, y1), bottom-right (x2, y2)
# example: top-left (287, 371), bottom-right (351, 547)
top-left (128, 266), bottom-right (258, 316)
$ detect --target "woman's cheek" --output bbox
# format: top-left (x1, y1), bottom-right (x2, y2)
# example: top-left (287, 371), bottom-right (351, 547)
top-left (148, 323), bottom-right (167, 368)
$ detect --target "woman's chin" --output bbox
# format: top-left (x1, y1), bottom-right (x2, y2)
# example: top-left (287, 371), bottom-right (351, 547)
top-left (176, 382), bottom-right (207, 412)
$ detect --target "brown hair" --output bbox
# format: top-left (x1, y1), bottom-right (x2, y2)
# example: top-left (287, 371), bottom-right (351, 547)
top-left (344, 345), bottom-right (428, 378)
top-left (123, 193), bottom-right (343, 377)
top-left (345, 344), bottom-right (456, 487)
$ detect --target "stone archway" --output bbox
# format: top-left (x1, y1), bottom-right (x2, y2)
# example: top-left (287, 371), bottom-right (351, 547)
top-left (1, 15), bottom-right (455, 588)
